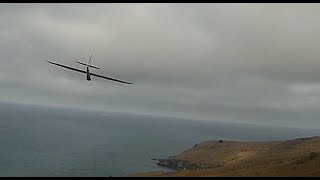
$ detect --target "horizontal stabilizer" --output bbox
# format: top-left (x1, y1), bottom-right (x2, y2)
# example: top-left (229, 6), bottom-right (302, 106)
top-left (76, 61), bottom-right (100, 69)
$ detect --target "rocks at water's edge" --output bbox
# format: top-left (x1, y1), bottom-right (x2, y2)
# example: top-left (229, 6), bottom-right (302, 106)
top-left (156, 158), bottom-right (222, 170)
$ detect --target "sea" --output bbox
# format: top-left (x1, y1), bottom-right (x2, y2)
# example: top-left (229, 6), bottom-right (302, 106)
top-left (0, 101), bottom-right (319, 177)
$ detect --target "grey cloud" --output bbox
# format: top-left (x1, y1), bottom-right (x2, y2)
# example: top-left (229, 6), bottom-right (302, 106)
top-left (1, 3), bottom-right (320, 129)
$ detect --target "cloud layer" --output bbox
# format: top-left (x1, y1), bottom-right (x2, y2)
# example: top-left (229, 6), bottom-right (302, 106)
top-left (1, 3), bottom-right (320, 129)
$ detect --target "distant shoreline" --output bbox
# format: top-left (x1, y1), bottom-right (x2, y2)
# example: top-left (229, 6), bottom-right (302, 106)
top-left (131, 136), bottom-right (320, 177)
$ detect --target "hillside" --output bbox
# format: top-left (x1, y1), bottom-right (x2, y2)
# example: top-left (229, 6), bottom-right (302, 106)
top-left (131, 136), bottom-right (320, 177)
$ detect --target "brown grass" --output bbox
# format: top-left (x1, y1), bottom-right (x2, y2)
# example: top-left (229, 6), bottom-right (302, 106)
top-left (130, 136), bottom-right (320, 177)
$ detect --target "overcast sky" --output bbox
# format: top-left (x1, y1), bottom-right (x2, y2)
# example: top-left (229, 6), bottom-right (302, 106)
top-left (1, 3), bottom-right (320, 129)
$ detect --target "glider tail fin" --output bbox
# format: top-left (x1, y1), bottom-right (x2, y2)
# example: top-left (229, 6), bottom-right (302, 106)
top-left (88, 54), bottom-right (92, 65)
top-left (76, 61), bottom-right (100, 69)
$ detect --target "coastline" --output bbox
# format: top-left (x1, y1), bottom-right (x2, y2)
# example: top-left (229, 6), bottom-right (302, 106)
top-left (130, 136), bottom-right (320, 177)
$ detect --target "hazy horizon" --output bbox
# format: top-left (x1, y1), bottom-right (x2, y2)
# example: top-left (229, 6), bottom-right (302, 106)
top-left (1, 100), bottom-right (320, 132)
top-left (1, 102), bottom-right (319, 176)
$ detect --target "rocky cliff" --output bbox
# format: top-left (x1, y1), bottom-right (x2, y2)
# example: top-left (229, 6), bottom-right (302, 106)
top-left (131, 136), bottom-right (320, 177)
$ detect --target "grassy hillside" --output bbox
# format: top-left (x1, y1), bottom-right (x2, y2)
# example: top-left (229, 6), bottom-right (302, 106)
top-left (131, 136), bottom-right (320, 177)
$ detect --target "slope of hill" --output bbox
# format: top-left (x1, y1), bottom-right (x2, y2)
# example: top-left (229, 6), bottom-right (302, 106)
top-left (131, 136), bottom-right (320, 177)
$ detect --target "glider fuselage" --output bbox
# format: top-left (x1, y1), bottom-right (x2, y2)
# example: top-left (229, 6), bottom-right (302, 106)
top-left (86, 66), bottom-right (91, 81)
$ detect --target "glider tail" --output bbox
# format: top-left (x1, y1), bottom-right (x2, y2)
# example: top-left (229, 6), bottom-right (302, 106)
top-left (76, 61), bottom-right (100, 69)
top-left (76, 55), bottom-right (100, 69)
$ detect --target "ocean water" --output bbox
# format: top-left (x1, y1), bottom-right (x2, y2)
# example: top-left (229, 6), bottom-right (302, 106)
top-left (0, 102), bottom-right (319, 177)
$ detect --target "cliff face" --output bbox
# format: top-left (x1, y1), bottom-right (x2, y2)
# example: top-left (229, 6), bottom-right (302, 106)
top-left (156, 158), bottom-right (197, 170)
top-left (131, 136), bottom-right (320, 177)
top-left (156, 158), bottom-right (220, 170)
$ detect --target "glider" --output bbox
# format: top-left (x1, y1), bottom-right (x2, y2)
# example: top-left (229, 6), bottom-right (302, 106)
top-left (46, 55), bottom-right (132, 85)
